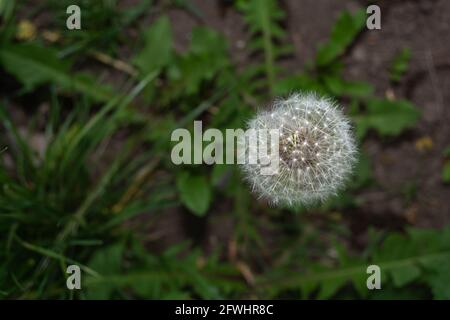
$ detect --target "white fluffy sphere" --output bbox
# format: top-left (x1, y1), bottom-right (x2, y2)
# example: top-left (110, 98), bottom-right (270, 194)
top-left (240, 93), bottom-right (357, 207)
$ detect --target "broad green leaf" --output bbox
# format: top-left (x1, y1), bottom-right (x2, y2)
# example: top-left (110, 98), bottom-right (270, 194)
top-left (390, 48), bottom-right (411, 82)
top-left (133, 16), bottom-right (172, 75)
top-left (85, 243), bottom-right (124, 299)
top-left (323, 75), bottom-right (373, 98)
top-left (87, 243), bottom-right (124, 275)
top-left (165, 27), bottom-right (229, 98)
top-left (390, 264), bottom-right (421, 287)
top-left (443, 163), bottom-right (450, 183)
top-left (353, 98), bottom-right (420, 139)
top-left (176, 171), bottom-right (211, 216)
top-left (316, 277), bottom-right (346, 299)
top-left (316, 10), bottom-right (366, 66)
top-left (0, 44), bottom-right (113, 101)
top-left (425, 259), bottom-right (450, 299)
top-left (428, 273), bottom-right (450, 299)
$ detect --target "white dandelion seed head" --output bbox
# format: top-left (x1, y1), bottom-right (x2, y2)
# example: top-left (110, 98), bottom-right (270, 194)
top-left (240, 92), bottom-right (357, 207)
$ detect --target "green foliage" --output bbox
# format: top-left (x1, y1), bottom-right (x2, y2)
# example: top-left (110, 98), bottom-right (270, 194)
top-left (45, 0), bottom-right (147, 53)
top-left (84, 240), bottom-right (243, 299)
top-left (85, 243), bottom-right (124, 299)
top-left (237, 0), bottom-right (292, 95)
top-left (0, 0), bottom-right (444, 300)
top-left (166, 27), bottom-right (230, 98)
top-left (259, 228), bottom-right (450, 299)
top-left (0, 74), bottom-right (174, 298)
top-left (316, 10), bottom-right (366, 66)
top-left (0, 43), bottom-right (114, 101)
top-left (353, 98), bottom-right (421, 139)
top-left (390, 48), bottom-right (411, 83)
top-left (0, 0), bottom-right (15, 23)
top-left (442, 146), bottom-right (450, 183)
top-left (274, 10), bottom-right (371, 102)
top-left (133, 19), bottom-right (232, 104)
top-left (132, 16), bottom-right (173, 76)
top-left (323, 75), bottom-right (373, 98)
top-left (176, 171), bottom-right (212, 216)
top-left (443, 165), bottom-right (450, 183)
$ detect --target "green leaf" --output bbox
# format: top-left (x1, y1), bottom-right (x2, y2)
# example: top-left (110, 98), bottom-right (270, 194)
top-left (164, 27), bottom-right (229, 99)
top-left (428, 272), bottom-right (450, 299)
top-left (316, 276), bottom-right (347, 299)
top-left (133, 16), bottom-right (172, 76)
top-left (424, 258), bottom-right (450, 299)
top-left (323, 75), bottom-right (373, 98)
top-left (88, 243), bottom-right (123, 275)
top-left (274, 73), bottom-right (325, 96)
top-left (390, 264), bottom-right (421, 287)
top-left (237, 0), bottom-right (288, 94)
top-left (316, 10), bottom-right (366, 66)
top-left (257, 228), bottom-right (450, 299)
top-left (353, 98), bottom-right (420, 139)
top-left (176, 171), bottom-right (211, 216)
top-left (0, 0), bottom-right (15, 22)
top-left (85, 243), bottom-right (124, 299)
top-left (442, 146), bottom-right (450, 183)
top-left (442, 163), bottom-right (450, 183)
top-left (390, 48), bottom-right (411, 82)
top-left (0, 44), bottom-right (113, 101)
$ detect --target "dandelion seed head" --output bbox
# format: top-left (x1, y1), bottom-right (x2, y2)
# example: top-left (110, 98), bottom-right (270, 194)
top-left (240, 92), bottom-right (357, 207)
